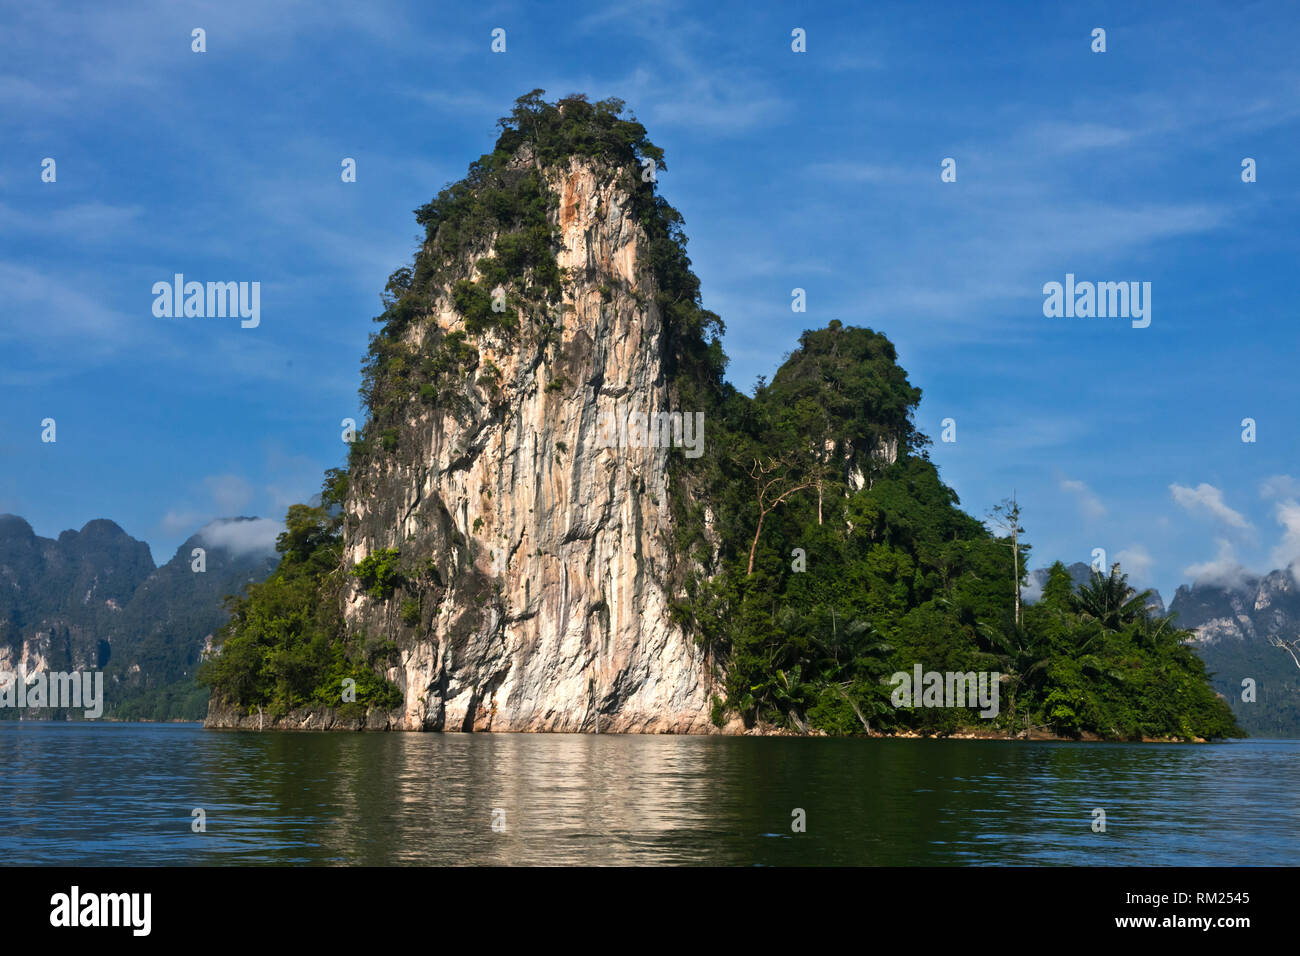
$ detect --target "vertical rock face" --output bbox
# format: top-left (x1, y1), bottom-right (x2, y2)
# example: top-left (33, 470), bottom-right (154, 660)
top-left (342, 158), bottom-right (719, 732)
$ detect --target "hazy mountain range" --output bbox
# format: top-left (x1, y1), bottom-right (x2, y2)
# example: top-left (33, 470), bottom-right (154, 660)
top-left (1166, 570), bottom-right (1300, 737)
top-left (0, 514), bottom-right (278, 720)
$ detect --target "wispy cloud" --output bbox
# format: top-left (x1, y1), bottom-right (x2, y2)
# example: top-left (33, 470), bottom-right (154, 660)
top-left (1024, 121), bottom-right (1135, 154)
top-left (805, 162), bottom-right (917, 185)
top-left (2, 0), bottom-right (465, 116)
top-left (1060, 477), bottom-right (1106, 520)
top-left (161, 509), bottom-right (206, 536)
top-left (569, 2), bottom-right (790, 134)
top-left (1269, 498), bottom-right (1300, 577)
top-left (1260, 474), bottom-right (1300, 500)
top-left (203, 475), bottom-right (254, 515)
top-left (0, 201), bottom-right (144, 241)
top-left (0, 263), bottom-right (145, 383)
top-left (1115, 545), bottom-right (1154, 583)
top-left (1170, 482), bottom-right (1253, 531)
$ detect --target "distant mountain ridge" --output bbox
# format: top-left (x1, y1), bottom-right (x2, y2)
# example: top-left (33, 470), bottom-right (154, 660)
top-left (5, 508), bottom-right (1297, 733)
top-left (1168, 568), bottom-right (1300, 644)
top-left (1167, 569), bottom-right (1300, 737)
top-left (0, 514), bottom-right (278, 720)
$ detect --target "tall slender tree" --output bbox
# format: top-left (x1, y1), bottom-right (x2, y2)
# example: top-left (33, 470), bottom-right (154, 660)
top-left (989, 495), bottom-right (1025, 626)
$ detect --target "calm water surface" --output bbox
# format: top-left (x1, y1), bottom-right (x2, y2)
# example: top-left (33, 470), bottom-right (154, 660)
top-left (0, 723), bottom-right (1295, 865)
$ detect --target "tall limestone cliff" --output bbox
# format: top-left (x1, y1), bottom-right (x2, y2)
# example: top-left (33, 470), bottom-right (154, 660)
top-left (342, 148), bottom-right (718, 732)
top-left (194, 93), bottom-right (740, 732)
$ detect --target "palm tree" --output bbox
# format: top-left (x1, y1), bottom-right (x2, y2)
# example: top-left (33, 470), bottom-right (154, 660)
top-left (1073, 563), bottom-right (1152, 632)
top-left (1133, 610), bottom-right (1189, 651)
top-left (758, 605), bottom-right (893, 733)
top-left (809, 614), bottom-right (894, 733)
top-left (977, 619), bottom-right (1050, 737)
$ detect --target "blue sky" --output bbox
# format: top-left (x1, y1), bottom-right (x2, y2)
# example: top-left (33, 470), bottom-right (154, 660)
top-left (2, 0), bottom-right (1298, 602)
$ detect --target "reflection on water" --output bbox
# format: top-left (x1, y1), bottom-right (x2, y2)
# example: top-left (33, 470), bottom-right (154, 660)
top-left (0, 723), bottom-right (1295, 865)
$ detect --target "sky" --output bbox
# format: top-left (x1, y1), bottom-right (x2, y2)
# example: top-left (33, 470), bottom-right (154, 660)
top-left (2, 0), bottom-right (1298, 601)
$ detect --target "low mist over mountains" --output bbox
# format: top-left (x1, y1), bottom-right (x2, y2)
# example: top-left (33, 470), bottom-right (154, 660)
top-left (0, 514), bottom-right (278, 720)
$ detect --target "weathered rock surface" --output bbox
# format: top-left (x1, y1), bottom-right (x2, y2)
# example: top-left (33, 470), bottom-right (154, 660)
top-left (205, 699), bottom-right (395, 731)
top-left (321, 158), bottom-right (732, 733)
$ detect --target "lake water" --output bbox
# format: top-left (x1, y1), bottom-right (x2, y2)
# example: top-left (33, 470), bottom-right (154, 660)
top-left (1, 723), bottom-right (1295, 865)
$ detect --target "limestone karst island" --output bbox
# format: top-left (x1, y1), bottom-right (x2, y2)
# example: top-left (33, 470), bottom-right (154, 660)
top-left (198, 92), bottom-right (1239, 742)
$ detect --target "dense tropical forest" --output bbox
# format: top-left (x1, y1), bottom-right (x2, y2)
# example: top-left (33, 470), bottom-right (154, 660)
top-left (197, 471), bottom-right (404, 720)
top-left (200, 92), bottom-right (1241, 741)
top-left (671, 320), bottom-right (1240, 740)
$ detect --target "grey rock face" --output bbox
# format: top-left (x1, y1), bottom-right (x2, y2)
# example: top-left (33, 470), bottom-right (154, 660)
top-left (1170, 567), bottom-right (1300, 645)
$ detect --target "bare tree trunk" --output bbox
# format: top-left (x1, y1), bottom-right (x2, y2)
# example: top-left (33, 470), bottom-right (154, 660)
top-left (1269, 636), bottom-right (1300, 669)
top-left (840, 687), bottom-right (871, 734)
top-left (745, 458), bottom-right (813, 576)
top-left (1012, 518), bottom-right (1020, 627)
top-left (747, 512), bottom-right (766, 576)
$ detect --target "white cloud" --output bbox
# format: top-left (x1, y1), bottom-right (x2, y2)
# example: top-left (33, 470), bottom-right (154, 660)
top-left (1060, 477), bottom-right (1106, 520)
top-left (1115, 545), bottom-right (1154, 583)
top-left (204, 474), bottom-right (254, 516)
top-left (160, 509), bottom-right (205, 536)
top-left (0, 259), bottom-right (186, 385)
top-left (1182, 539), bottom-right (1250, 589)
top-left (160, 468), bottom-right (289, 546)
top-left (198, 518), bottom-right (282, 557)
top-left (805, 162), bottom-right (916, 185)
top-left (1268, 498), bottom-right (1300, 577)
top-left (0, 262), bottom-right (129, 341)
top-left (1024, 121), bottom-right (1136, 154)
top-left (568, 5), bottom-right (790, 135)
top-left (1, 0), bottom-right (458, 117)
top-left (1169, 482), bottom-right (1252, 530)
top-left (0, 201), bottom-right (145, 244)
top-left (1260, 474), bottom-right (1300, 499)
